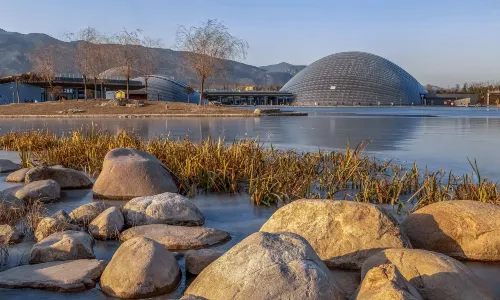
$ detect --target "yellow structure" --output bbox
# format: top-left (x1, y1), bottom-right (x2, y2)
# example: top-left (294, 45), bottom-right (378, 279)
top-left (244, 86), bottom-right (254, 91)
top-left (115, 90), bottom-right (126, 99)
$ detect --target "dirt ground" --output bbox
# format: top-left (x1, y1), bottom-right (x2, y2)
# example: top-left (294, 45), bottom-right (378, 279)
top-left (0, 100), bottom-right (254, 117)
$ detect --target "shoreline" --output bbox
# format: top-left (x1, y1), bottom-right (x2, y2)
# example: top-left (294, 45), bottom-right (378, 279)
top-left (0, 111), bottom-right (308, 118)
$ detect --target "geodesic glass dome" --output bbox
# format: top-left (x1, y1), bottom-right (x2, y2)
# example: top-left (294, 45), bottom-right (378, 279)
top-left (280, 52), bottom-right (427, 106)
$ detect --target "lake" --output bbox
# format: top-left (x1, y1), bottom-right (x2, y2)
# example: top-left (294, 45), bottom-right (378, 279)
top-left (1, 106), bottom-right (500, 298)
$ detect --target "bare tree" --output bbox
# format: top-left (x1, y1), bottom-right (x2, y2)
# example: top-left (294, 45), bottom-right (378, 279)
top-left (138, 37), bottom-right (163, 99)
top-left (113, 29), bottom-right (143, 98)
top-left (29, 44), bottom-right (66, 101)
top-left (175, 19), bottom-right (248, 105)
top-left (184, 86), bottom-right (195, 103)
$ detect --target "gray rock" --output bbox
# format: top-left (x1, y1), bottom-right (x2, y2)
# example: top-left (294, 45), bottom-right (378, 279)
top-left (260, 199), bottom-right (411, 269)
top-left (51, 210), bottom-right (72, 223)
top-left (0, 259), bottom-right (106, 292)
top-left (69, 202), bottom-right (109, 227)
top-left (362, 248), bottom-right (496, 300)
top-left (34, 216), bottom-right (81, 242)
top-left (14, 179), bottom-right (61, 203)
top-left (100, 237), bottom-right (181, 298)
top-left (185, 232), bottom-right (344, 300)
top-left (123, 192), bottom-right (204, 227)
top-left (0, 160), bottom-right (19, 173)
top-left (25, 166), bottom-right (92, 189)
top-left (120, 224), bottom-right (230, 250)
top-left (5, 168), bottom-right (30, 182)
top-left (352, 264), bottom-right (423, 300)
top-left (185, 249), bottom-right (224, 275)
top-left (30, 230), bottom-right (95, 264)
top-left (88, 207), bottom-right (124, 240)
top-left (0, 224), bottom-right (24, 244)
top-left (93, 148), bottom-right (178, 200)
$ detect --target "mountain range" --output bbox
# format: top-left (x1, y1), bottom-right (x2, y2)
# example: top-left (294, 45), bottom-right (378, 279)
top-left (0, 28), bottom-right (305, 87)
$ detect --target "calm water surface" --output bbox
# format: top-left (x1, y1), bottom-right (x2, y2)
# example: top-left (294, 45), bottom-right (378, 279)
top-left (1, 106), bottom-right (500, 298)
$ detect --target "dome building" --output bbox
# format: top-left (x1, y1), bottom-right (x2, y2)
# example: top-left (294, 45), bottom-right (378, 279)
top-left (281, 52), bottom-right (427, 106)
top-left (134, 75), bottom-right (199, 103)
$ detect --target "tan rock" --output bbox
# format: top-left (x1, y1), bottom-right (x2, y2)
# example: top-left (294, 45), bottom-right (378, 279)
top-left (402, 200), bottom-right (500, 261)
top-left (120, 224), bottom-right (230, 250)
top-left (100, 237), bottom-right (181, 298)
top-left (69, 202), bottom-right (109, 226)
top-left (93, 148), bottom-right (178, 200)
top-left (0, 259), bottom-right (106, 292)
top-left (25, 166), bottom-right (92, 189)
top-left (14, 179), bottom-right (61, 203)
top-left (88, 207), bottom-right (124, 240)
top-left (361, 248), bottom-right (495, 300)
top-left (185, 232), bottom-right (344, 300)
top-left (34, 216), bottom-right (81, 242)
top-left (260, 200), bottom-right (411, 269)
top-left (5, 167), bottom-right (30, 182)
top-left (0, 224), bottom-right (24, 244)
top-left (122, 192), bottom-right (204, 227)
top-left (0, 159), bottom-right (19, 173)
top-left (352, 264), bottom-right (423, 300)
top-left (185, 249), bottom-right (224, 275)
top-left (30, 230), bottom-right (95, 264)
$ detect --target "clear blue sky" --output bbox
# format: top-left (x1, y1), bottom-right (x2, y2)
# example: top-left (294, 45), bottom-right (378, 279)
top-left (1, 0), bottom-right (500, 87)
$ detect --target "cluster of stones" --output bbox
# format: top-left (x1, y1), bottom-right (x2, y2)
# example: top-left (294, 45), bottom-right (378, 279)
top-left (1, 153), bottom-right (500, 299)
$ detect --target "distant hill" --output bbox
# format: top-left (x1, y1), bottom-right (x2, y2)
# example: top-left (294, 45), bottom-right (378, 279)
top-left (0, 28), bottom-right (302, 87)
top-left (260, 62), bottom-right (306, 76)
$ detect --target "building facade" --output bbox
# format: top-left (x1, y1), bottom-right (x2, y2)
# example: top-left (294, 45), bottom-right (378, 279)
top-left (135, 75), bottom-right (200, 103)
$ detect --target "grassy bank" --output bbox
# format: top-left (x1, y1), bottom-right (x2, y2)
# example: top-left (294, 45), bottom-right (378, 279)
top-left (1, 129), bottom-right (499, 210)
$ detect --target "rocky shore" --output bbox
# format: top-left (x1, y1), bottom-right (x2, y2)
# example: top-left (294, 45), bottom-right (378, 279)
top-left (0, 149), bottom-right (499, 299)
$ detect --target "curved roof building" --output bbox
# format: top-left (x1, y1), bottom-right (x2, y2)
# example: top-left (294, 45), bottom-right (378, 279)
top-left (135, 75), bottom-right (199, 103)
top-left (281, 52), bottom-right (427, 106)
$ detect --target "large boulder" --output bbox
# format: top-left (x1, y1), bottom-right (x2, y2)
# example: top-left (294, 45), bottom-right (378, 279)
top-left (93, 148), bottom-right (178, 200)
top-left (5, 167), bottom-right (30, 182)
top-left (260, 200), bottom-right (411, 269)
top-left (123, 192), bottom-right (204, 227)
top-left (0, 259), bottom-right (106, 292)
top-left (34, 216), bottom-right (81, 242)
top-left (30, 230), bottom-right (95, 264)
top-left (0, 159), bottom-right (19, 173)
top-left (14, 179), bottom-right (61, 203)
top-left (361, 248), bottom-right (495, 300)
top-left (185, 249), bottom-right (225, 275)
top-left (120, 224), bottom-right (230, 250)
top-left (402, 200), bottom-right (500, 261)
top-left (185, 232), bottom-right (344, 300)
top-left (88, 207), bottom-right (124, 240)
top-left (352, 264), bottom-right (423, 300)
top-left (25, 166), bottom-right (92, 189)
top-left (0, 224), bottom-right (24, 244)
top-left (100, 237), bottom-right (181, 298)
top-left (69, 202), bottom-right (109, 227)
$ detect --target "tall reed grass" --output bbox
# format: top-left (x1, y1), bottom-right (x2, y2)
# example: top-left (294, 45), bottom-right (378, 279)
top-left (1, 129), bottom-right (499, 210)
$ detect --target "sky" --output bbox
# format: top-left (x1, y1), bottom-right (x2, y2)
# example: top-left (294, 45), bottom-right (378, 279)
top-left (1, 0), bottom-right (500, 87)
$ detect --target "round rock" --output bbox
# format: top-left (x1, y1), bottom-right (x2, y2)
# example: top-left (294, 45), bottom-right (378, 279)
top-left (25, 166), bottom-right (92, 189)
top-left (120, 224), bottom-right (230, 250)
top-left (14, 179), bottom-right (61, 203)
top-left (402, 200), bottom-right (500, 261)
top-left (69, 202), bottom-right (109, 227)
top-left (100, 237), bottom-right (181, 298)
top-left (260, 199), bottom-right (411, 269)
top-left (93, 148), bottom-right (178, 200)
top-left (5, 167), bottom-right (30, 182)
top-left (34, 216), bottom-right (81, 242)
top-left (362, 248), bottom-right (495, 300)
top-left (88, 206), bottom-right (124, 240)
top-left (30, 230), bottom-right (95, 264)
top-left (185, 232), bottom-right (344, 300)
top-left (0, 159), bottom-right (19, 173)
top-left (185, 249), bottom-right (225, 275)
top-left (123, 192), bottom-right (205, 227)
